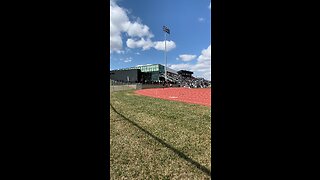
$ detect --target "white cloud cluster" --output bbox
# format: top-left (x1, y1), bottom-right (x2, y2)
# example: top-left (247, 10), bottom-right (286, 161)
top-left (209, 2), bottom-right (211, 10)
top-left (126, 39), bottom-right (176, 52)
top-left (110, 1), bottom-right (154, 53)
top-left (110, 2), bottom-right (129, 53)
top-left (198, 45), bottom-right (211, 62)
top-left (110, 1), bottom-right (176, 53)
top-left (153, 41), bottom-right (176, 51)
top-left (178, 54), bottom-right (197, 61)
top-left (170, 64), bottom-right (192, 70)
top-left (126, 38), bottom-right (154, 50)
top-left (123, 22), bottom-right (154, 38)
top-left (169, 44), bottom-right (211, 80)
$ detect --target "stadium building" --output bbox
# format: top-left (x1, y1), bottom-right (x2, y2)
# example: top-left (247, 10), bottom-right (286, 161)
top-left (110, 63), bottom-right (210, 88)
top-left (110, 64), bottom-right (177, 83)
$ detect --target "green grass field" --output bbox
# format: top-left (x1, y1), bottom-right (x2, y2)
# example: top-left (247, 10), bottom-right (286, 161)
top-left (110, 90), bottom-right (211, 179)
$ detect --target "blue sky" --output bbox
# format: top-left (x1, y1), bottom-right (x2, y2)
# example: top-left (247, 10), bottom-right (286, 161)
top-left (110, 0), bottom-right (211, 80)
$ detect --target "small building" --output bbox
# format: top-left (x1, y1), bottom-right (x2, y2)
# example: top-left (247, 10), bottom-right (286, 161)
top-left (177, 70), bottom-right (193, 78)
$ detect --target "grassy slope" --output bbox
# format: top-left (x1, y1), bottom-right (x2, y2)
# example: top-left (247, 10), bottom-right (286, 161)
top-left (110, 90), bottom-right (211, 179)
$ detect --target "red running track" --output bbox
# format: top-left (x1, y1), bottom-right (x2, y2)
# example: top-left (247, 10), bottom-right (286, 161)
top-left (135, 88), bottom-right (211, 107)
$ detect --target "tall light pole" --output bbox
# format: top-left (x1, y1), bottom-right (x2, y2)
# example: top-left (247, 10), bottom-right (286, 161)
top-left (163, 25), bottom-right (170, 83)
top-left (164, 31), bottom-right (167, 81)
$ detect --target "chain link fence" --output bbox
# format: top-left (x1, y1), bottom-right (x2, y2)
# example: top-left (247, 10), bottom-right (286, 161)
top-left (110, 80), bottom-right (142, 92)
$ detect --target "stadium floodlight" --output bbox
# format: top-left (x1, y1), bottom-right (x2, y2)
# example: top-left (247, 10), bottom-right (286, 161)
top-left (163, 25), bottom-right (170, 83)
top-left (163, 26), bottom-right (170, 34)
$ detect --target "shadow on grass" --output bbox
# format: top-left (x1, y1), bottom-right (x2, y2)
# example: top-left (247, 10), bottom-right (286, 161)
top-left (110, 103), bottom-right (211, 177)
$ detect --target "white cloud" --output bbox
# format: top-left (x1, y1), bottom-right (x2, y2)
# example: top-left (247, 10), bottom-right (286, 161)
top-left (110, 0), bottom-right (177, 53)
top-left (169, 64), bottom-right (192, 71)
top-left (110, 1), bottom-right (154, 53)
top-left (169, 44), bottom-right (211, 80)
top-left (110, 35), bottom-right (123, 53)
top-left (197, 45), bottom-right (211, 62)
top-left (178, 54), bottom-right (197, 61)
top-left (110, 2), bottom-right (129, 53)
top-left (191, 62), bottom-right (211, 72)
top-left (126, 38), bottom-right (154, 50)
top-left (153, 40), bottom-right (176, 51)
top-left (127, 39), bottom-right (177, 52)
top-left (193, 44), bottom-right (211, 80)
top-left (209, 2), bottom-right (211, 10)
top-left (135, 52), bottom-right (140, 55)
top-left (198, 17), bottom-right (205, 22)
top-left (123, 22), bottom-right (154, 38)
